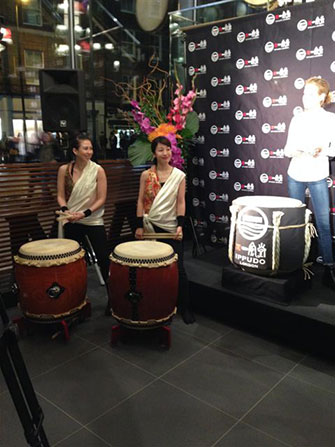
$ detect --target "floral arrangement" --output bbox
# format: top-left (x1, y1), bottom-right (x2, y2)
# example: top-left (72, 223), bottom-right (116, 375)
top-left (113, 61), bottom-right (199, 169)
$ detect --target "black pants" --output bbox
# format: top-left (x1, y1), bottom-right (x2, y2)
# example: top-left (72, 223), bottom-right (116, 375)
top-left (152, 224), bottom-right (190, 310)
top-left (64, 223), bottom-right (110, 283)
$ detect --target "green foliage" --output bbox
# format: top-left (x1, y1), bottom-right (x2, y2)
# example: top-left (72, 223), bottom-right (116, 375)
top-left (128, 138), bottom-right (152, 166)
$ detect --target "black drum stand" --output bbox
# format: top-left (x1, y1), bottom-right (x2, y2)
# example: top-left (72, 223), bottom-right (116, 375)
top-left (0, 294), bottom-right (50, 446)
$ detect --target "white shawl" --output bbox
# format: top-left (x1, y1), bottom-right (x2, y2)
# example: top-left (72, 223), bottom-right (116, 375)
top-left (143, 167), bottom-right (185, 233)
top-left (58, 160), bottom-right (104, 237)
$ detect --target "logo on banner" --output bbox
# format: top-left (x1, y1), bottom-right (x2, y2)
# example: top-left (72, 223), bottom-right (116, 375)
top-left (210, 125), bottom-right (230, 135)
top-left (294, 78), bottom-right (305, 89)
top-left (236, 57), bottom-right (259, 69)
top-left (211, 101), bottom-right (230, 111)
top-left (195, 135), bottom-right (205, 144)
top-left (234, 159), bottom-right (255, 169)
top-left (326, 177), bottom-right (335, 188)
top-left (264, 67), bottom-right (288, 81)
top-left (266, 10), bottom-right (291, 25)
top-left (260, 173), bottom-right (283, 184)
top-left (235, 135), bottom-right (256, 145)
top-left (192, 177), bottom-right (205, 188)
top-left (192, 198), bottom-right (206, 208)
top-left (188, 65), bottom-right (206, 76)
top-left (293, 106), bottom-right (303, 116)
top-left (237, 29), bottom-right (260, 43)
top-left (198, 113), bottom-right (206, 121)
top-left (331, 61), bottom-right (335, 73)
top-left (209, 170), bottom-right (229, 180)
top-left (209, 214), bottom-right (229, 224)
top-left (234, 182), bottom-right (254, 192)
top-left (196, 89), bottom-right (207, 98)
top-left (235, 83), bottom-right (258, 95)
top-left (188, 40), bottom-right (207, 52)
top-left (211, 23), bottom-right (232, 36)
top-left (234, 241), bottom-right (267, 268)
top-left (209, 192), bottom-right (229, 202)
top-left (211, 50), bottom-right (231, 62)
top-left (261, 148), bottom-right (285, 159)
top-left (192, 156), bottom-right (205, 166)
top-left (262, 123), bottom-right (286, 134)
top-left (297, 16), bottom-right (325, 31)
top-left (209, 148), bottom-right (229, 158)
top-left (237, 207), bottom-right (269, 240)
top-left (263, 96), bottom-right (287, 108)
top-left (265, 39), bottom-right (290, 53)
top-left (296, 46), bottom-right (324, 60)
top-left (235, 109), bottom-right (257, 120)
top-left (211, 76), bottom-right (231, 87)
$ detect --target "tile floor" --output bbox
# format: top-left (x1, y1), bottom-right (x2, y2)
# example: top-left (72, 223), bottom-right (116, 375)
top-left (1, 266), bottom-right (335, 447)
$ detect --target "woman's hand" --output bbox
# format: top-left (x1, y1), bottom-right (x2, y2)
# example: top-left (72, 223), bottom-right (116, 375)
top-left (135, 228), bottom-right (144, 239)
top-left (67, 211), bottom-right (85, 222)
top-left (175, 226), bottom-right (183, 240)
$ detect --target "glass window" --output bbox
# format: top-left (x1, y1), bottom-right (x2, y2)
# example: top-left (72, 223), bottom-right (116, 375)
top-left (120, 0), bottom-right (135, 14)
top-left (24, 49), bottom-right (44, 85)
top-left (22, 0), bottom-right (42, 27)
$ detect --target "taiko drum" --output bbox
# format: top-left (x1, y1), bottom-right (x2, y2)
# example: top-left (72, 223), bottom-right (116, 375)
top-left (108, 241), bottom-right (178, 328)
top-left (14, 238), bottom-right (87, 320)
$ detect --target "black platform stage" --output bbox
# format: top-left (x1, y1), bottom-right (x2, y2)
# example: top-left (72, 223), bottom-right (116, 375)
top-left (184, 243), bottom-right (335, 355)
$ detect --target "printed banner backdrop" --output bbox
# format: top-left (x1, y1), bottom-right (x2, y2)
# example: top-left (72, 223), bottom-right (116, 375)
top-left (185, 0), bottom-right (335, 246)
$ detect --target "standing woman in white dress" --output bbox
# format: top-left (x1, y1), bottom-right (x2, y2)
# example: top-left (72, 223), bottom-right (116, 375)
top-left (284, 77), bottom-right (335, 289)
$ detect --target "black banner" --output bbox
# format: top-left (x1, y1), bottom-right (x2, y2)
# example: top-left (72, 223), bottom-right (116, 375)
top-left (186, 0), bottom-right (335, 245)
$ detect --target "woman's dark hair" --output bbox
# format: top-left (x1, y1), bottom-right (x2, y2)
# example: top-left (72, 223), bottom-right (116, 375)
top-left (151, 136), bottom-right (171, 164)
top-left (72, 133), bottom-right (92, 150)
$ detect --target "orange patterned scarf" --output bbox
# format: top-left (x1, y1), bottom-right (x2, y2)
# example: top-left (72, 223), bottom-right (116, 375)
top-left (143, 168), bottom-right (161, 214)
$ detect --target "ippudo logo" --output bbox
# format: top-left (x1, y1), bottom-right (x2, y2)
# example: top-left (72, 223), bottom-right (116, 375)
top-left (209, 192), bottom-right (229, 202)
top-left (296, 46), bottom-right (324, 61)
top-left (260, 173), bottom-right (283, 184)
top-left (237, 29), bottom-right (260, 43)
top-left (261, 148), bottom-right (285, 159)
top-left (235, 83), bottom-right (257, 95)
top-left (297, 16), bottom-right (325, 32)
top-left (237, 207), bottom-right (269, 241)
top-left (264, 67), bottom-right (288, 81)
top-left (266, 10), bottom-right (291, 25)
top-left (209, 148), bottom-right (229, 158)
top-left (188, 65), bottom-right (206, 76)
top-left (211, 76), bottom-right (231, 87)
top-left (211, 23), bottom-right (232, 36)
top-left (294, 78), bottom-right (305, 90)
top-left (235, 109), bottom-right (257, 120)
top-left (234, 182), bottom-right (254, 192)
top-left (263, 96), bottom-right (287, 108)
top-left (188, 40), bottom-right (207, 52)
top-left (264, 39), bottom-right (290, 53)
top-left (236, 57), bottom-right (259, 69)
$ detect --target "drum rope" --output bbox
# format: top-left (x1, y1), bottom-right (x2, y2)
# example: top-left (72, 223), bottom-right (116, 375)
top-left (272, 211), bottom-right (284, 273)
top-left (228, 205), bottom-right (239, 263)
top-left (112, 307), bottom-right (177, 327)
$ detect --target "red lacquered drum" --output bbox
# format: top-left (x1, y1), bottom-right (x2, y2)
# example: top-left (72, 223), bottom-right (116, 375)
top-left (14, 239), bottom-right (87, 320)
top-left (108, 241), bottom-right (178, 328)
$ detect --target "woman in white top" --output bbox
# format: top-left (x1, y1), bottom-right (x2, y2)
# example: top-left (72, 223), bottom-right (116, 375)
top-left (284, 77), bottom-right (335, 288)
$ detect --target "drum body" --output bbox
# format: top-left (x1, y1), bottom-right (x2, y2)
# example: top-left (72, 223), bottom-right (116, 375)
top-left (229, 196), bottom-right (312, 276)
top-left (108, 241), bottom-right (178, 328)
top-left (14, 239), bottom-right (87, 320)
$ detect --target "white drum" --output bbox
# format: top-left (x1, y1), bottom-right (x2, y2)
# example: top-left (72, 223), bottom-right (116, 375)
top-left (228, 196), bottom-right (313, 276)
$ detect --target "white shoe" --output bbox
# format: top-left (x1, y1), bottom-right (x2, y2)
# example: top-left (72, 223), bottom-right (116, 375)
top-left (316, 256), bottom-right (324, 264)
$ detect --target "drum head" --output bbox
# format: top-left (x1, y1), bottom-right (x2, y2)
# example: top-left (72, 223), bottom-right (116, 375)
top-left (233, 195), bottom-right (304, 209)
top-left (15, 238), bottom-right (84, 266)
top-left (110, 240), bottom-right (177, 267)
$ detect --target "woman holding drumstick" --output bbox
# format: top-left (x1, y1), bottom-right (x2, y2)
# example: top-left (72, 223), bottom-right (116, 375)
top-left (135, 136), bottom-right (195, 324)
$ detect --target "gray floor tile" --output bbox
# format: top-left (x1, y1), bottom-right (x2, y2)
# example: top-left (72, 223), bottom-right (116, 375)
top-left (289, 354), bottom-right (335, 394)
top-left (215, 422), bottom-right (293, 447)
top-left (17, 330), bottom-right (96, 378)
top-left (214, 329), bottom-right (304, 373)
top-left (244, 375), bottom-right (335, 447)
top-left (162, 344), bottom-right (283, 418)
top-left (173, 313), bottom-right (233, 343)
top-left (33, 347), bottom-right (154, 425)
top-left (73, 314), bottom-right (117, 347)
top-left (88, 379), bottom-right (235, 447)
top-left (106, 328), bottom-right (207, 376)
top-left (0, 391), bottom-right (81, 447)
top-left (55, 428), bottom-right (112, 446)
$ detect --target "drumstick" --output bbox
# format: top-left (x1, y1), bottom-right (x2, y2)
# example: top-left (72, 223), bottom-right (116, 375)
top-left (142, 232), bottom-right (182, 240)
top-left (55, 210), bottom-right (72, 222)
